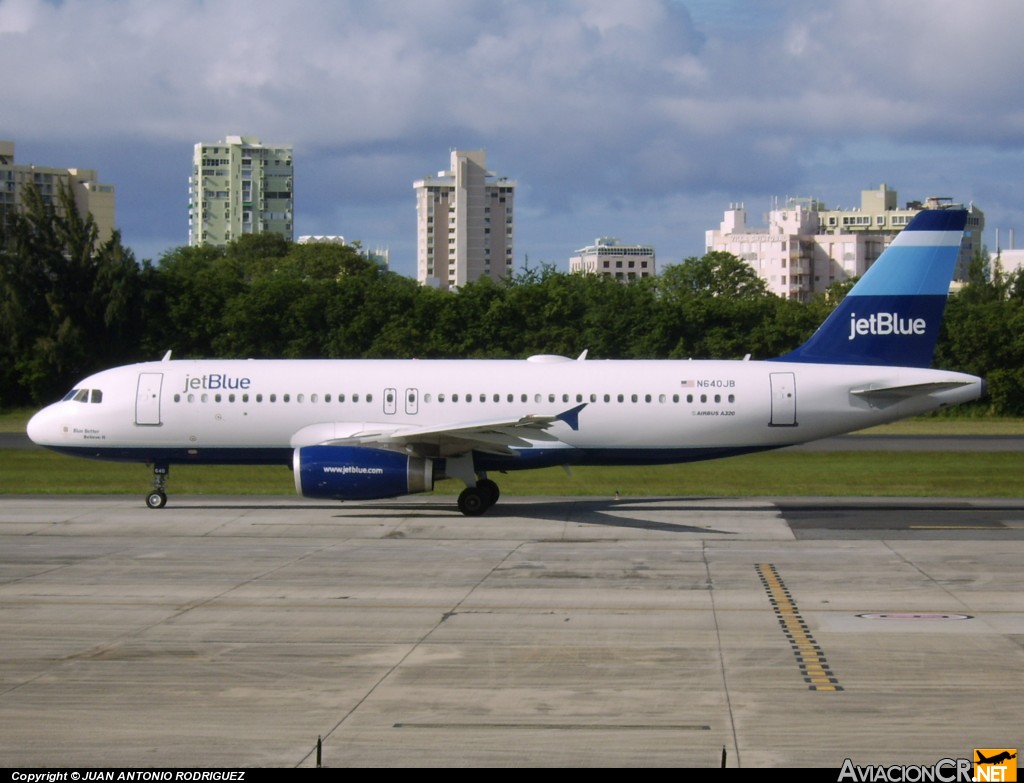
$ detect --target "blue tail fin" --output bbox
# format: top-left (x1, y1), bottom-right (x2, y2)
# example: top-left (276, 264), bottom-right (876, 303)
top-left (776, 208), bottom-right (968, 368)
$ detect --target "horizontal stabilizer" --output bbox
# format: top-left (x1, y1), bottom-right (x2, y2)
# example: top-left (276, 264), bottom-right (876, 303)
top-left (851, 380), bottom-right (975, 401)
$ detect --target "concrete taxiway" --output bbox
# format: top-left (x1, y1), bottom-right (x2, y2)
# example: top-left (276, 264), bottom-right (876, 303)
top-left (0, 494), bottom-right (1021, 768)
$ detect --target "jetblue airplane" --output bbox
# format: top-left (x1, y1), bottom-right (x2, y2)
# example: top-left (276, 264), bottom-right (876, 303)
top-left (27, 208), bottom-right (984, 515)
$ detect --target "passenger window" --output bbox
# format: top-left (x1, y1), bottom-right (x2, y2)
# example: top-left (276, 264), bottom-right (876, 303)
top-left (228, 394), bottom-right (235, 403)
top-left (479, 393), bottom-right (485, 402)
top-left (324, 394), bottom-right (331, 403)
top-left (353, 394), bottom-right (359, 403)
top-left (283, 394), bottom-right (290, 403)
top-left (714, 394), bottom-right (721, 403)
top-left (687, 394), bottom-right (693, 403)
top-left (367, 394), bottom-right (373, 403)
top-left (215, 394), bottom-right (222, 403)
top-left (728, 394), bottom-right (735, 403)
top-left (453, 394), bottom-right (459, 402)
top-left (604, 394), bottom-right (610, 403)
top-left (242, 394), bottom-right (249, 403)
top-left (631, 394), bottom-right (638, 403)
top-left (658, 394), bottom-right (666, 403)
top-left (187, 394), bottom-right (195, 403)
top-left (438, 393), bottom-right (445, 403)
top-left (202, 394), bottom-right (209, 403)
top-left (562, 394), bottom-right (569, 403)
top-left (700, 394), bottom-right (707, 403)
top-left (338, 394), bottom-right (345, 403)
top-left (617, 394), bottom-right (624, 403)
top-left (645, 394), bottom-right (652, 403)
top-left (270, 394), bottom-right (277, 402)
top-left (548, 394), bottom-right (555, 403)
top-left (256, 394), bottom-right (263, 403)
top-left (673, 394), bottom-right (679, 403)
top-left (297, 394), bottom-right (304, 403)
top-left (174, 394), bottom-right (181, 403)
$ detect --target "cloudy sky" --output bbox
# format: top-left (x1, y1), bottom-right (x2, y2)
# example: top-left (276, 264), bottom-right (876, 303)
top-left (3, 0), bottom-right (1023, 277)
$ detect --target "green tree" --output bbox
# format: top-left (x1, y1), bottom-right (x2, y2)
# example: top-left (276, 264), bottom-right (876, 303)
top-left (0, 182), bottom-right (144, 405)
top-left (657, 251), bottom-right (770, 301)
top-left (145, 244), bottom-right (241, 357)
top-left (653, 251), bottom-right (780, 359)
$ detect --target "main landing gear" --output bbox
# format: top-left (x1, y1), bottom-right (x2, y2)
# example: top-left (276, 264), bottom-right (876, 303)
top-left (146, 464), bottom-right (169, 509)
top-left (457, 478), bottom-right (500, 516)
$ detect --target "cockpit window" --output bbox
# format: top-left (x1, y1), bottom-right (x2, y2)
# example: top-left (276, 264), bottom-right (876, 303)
top-left (62, 388), bottom-right (103, 403)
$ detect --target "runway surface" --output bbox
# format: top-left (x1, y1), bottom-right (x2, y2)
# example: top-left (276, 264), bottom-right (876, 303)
top-left (1, 494), bottom-right (1021, 768)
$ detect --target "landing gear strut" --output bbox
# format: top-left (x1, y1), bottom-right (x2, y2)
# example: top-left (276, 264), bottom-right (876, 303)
top-left (457, 477), bottom-right (500, 516)
top-left (146, 464), bottom-right (169, 509)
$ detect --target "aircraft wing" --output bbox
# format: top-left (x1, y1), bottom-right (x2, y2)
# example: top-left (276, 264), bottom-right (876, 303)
top-left (291, 403), bottom-right (586, 456)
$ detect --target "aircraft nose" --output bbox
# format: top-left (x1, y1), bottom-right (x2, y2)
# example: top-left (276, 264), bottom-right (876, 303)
top-left (26, 405), bottom-right (58, 446)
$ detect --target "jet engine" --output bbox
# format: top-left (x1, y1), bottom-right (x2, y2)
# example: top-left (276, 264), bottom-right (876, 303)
top-left (293, 445), bottom-right (435, 500)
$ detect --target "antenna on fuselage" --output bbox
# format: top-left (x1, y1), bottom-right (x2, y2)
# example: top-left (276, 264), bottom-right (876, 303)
top-left (161, 350), bottom-right (172, 362)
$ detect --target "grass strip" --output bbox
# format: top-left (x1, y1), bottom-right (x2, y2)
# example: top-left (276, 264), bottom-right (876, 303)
top-left (4, 448), bottom-right (1022, 498)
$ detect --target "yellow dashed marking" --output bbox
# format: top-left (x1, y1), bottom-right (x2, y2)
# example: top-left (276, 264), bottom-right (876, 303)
top-left (757, 563), bottom-right (843, 692)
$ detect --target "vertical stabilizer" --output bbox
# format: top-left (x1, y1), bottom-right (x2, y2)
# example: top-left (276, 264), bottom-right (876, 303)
top-left (777, 208), bottom-right (967, 367)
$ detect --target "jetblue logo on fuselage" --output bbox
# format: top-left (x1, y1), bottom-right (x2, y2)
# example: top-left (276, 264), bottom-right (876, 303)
top-left (848, 312), bottom-right (926, 341)
top-left (181, 373), bottom-right (252, 393)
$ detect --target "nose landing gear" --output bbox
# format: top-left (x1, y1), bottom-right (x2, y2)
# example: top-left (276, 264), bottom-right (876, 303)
top-left (146, 464), bottom-right (169, 509)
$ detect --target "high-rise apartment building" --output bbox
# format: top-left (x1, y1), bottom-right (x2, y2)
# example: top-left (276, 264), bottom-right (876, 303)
top-left (570, 237), bottom-right (656, 281)
top-left (705, 186), bottom-right (984, 301)
top-left (188, 135), bottom-right (293, 247)
top-left (414, 149), bottom-right (515, 289)
top-left (0, 140), bottom-right (116, 242)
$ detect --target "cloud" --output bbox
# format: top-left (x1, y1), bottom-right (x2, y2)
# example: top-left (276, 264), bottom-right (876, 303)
top-left (2, 0), bottom-right (1023, 270)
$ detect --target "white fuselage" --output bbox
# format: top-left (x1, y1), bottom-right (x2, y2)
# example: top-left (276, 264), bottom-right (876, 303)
top-left (27, 356), bottom-right (984, 469)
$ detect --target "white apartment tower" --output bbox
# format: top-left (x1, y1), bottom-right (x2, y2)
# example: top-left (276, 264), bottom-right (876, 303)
top-left (569, 238), bottom-right (656, 281)
top-left (0, 140), bottom-right (116, 242)
top-left (189, 135), bottom-right (293, 247)
top-left (414, 149), bottom-right (516, 289)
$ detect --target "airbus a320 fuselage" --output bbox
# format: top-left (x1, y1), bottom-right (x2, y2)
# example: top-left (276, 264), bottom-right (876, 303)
top-left (27, 208), bottom-right (984, 514)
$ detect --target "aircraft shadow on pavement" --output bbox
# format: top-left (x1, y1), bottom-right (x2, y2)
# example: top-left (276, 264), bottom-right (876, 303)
top-left (330, 496), bottom-right (753, 534)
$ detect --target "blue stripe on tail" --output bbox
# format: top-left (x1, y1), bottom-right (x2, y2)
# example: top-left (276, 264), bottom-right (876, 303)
top-left (775, 209), bottom-right (967, 368)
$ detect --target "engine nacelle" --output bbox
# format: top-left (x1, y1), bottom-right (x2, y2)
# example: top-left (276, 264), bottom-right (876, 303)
top-left (293, 445), bottom-right (434, 500)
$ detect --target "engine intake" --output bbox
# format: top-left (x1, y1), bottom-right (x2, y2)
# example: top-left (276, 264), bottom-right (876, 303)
top-left (294, 445), bottom-right (434, 500)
